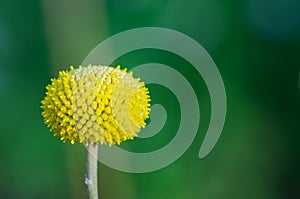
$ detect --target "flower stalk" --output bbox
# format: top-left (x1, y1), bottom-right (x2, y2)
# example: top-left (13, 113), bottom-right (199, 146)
top-left (86, 144), bottom-right (99, 199)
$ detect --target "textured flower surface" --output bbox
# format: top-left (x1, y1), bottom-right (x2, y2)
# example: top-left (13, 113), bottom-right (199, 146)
top-left (41, 65), bottom-right (151, 145)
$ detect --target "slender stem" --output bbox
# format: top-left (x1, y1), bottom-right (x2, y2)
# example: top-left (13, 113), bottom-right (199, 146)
top-left (86, 144), bottom-right (99, 199)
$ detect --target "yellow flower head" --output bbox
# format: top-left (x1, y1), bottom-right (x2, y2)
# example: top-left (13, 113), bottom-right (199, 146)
top-left (41, 65), bottom-right (151, 145)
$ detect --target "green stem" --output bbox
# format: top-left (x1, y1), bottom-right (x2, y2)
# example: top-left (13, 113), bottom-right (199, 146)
top-left (86, 144), bottom-right (99, 199)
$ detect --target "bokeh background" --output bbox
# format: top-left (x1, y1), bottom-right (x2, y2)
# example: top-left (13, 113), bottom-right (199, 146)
top-left (0, 0), bottom-right (299, 198)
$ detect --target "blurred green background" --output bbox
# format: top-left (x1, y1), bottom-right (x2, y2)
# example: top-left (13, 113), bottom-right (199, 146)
top-left (0, 0), bottom-right (299, 198)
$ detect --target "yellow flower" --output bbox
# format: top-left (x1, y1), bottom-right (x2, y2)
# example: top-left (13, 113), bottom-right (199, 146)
top-left (41, 65), bottom-right (151, 145)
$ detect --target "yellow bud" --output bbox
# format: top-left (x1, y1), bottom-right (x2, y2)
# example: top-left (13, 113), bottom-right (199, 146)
top-left (41, 65), bottom-right (151, 145)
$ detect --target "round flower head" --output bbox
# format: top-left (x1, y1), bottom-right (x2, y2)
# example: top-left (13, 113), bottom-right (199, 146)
top-left (41, 65), bottom-right (151, 145)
